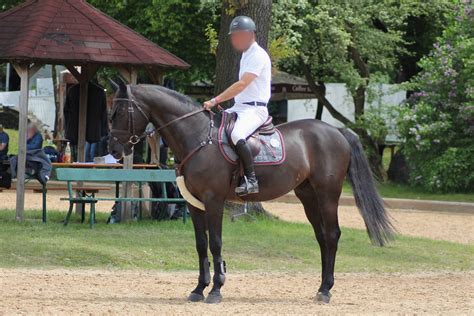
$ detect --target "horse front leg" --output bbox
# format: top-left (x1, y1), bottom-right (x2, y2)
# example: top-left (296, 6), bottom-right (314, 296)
top-left (188, 204), bottom-right (211, 302)
top-left (204, 197), bottom-right (226, 304)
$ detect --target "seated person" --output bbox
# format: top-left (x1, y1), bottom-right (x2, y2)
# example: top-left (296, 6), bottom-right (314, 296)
top-left (0, 124), bottom-right (9, 161)
top-left (26, 123), bottom-right (43, 151)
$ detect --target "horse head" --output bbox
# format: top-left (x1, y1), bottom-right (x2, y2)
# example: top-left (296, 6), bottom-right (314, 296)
top-left (108, 77), bottom-right (150, 160)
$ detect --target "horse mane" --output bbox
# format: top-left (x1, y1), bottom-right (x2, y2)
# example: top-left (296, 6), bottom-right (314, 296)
top-left (141, 84), bottom-right (201, 109)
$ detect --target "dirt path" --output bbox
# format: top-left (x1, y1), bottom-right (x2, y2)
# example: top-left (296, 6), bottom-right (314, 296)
top-left (0, 269), bottom-right (472, 315)
top-left (262, 202), bottom-right (474, 244)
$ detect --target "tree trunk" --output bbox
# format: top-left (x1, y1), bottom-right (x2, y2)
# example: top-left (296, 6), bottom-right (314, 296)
top-left (300, 58), bottom-right (351, 124)
top-left (215, 0), bottom-right (272, 216)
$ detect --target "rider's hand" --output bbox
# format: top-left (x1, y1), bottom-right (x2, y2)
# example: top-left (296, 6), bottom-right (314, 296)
top-left (203, 97), bottom-right (219, 111)
top-left (203, 100), bottom-right (214, 111)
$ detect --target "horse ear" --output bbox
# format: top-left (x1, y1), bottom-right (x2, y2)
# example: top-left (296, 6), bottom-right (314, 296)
top-left (109, 79), bottom-right (119, 92)
top-left (117, 76), bottom-right (127, 93)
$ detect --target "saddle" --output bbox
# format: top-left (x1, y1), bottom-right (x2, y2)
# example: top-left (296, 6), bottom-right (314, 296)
top-left (218, 111), bottom-right (285, 165)
top-left (224, 112), bottom-right (276, 156)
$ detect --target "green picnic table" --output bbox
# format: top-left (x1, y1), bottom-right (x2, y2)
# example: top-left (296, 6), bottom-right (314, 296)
top-left (56, 168), bottom-right (187, 228)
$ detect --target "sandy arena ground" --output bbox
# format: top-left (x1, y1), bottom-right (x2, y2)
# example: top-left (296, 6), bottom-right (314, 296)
top-left (1, 191), bottom-right (473, 314)
top-left (0, 269), bottom-right (472, 315)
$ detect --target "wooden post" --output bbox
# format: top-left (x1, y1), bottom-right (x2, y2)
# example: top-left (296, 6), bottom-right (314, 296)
top-left (117, 66), bottom-right (138, 221)
top-left (11, 62), bottom-right (43, 221)
top-left (77, 78), bottom-right (88, 162)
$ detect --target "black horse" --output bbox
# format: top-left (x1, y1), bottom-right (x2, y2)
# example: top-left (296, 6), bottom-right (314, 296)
top-left (109, 81), bottom-right (395, 304)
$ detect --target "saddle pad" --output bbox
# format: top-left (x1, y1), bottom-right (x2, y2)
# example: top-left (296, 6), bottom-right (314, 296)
top-left (217, 116), bottom-right (286, 166)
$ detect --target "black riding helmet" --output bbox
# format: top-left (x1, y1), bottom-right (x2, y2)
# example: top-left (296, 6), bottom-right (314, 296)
top-left (228, 16), bottom-right (256, 35)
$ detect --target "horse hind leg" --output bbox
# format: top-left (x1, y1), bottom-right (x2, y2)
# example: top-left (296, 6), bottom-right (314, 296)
top-left (313, 177), bottom-right (343, 304)
top-left (295, 179), bottom-right (341, 304)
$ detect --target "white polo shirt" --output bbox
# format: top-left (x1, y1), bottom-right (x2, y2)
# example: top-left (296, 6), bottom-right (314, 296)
top-left (234, 41), bottom-right (272, 105)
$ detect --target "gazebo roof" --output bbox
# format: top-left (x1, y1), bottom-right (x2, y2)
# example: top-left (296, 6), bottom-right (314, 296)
top-left (0, 0), bottom-right (189, 69)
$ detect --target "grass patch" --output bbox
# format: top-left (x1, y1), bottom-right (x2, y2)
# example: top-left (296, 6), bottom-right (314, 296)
top-left (0, 210), bottom-right (472, 272)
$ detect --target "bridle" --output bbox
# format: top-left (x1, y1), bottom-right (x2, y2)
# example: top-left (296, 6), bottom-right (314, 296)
top-left (110, 85), bottom-right (152, 147)
top-left (110, 85), bottom-right (216, 174)
top-left (110, 85), bottom-right (207, 147)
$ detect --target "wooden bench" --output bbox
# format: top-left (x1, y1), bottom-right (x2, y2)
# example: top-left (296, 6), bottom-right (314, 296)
top-left (56, 168), bottom-right (186, 228)
top-left (0, 185), bottom-right (110, 223)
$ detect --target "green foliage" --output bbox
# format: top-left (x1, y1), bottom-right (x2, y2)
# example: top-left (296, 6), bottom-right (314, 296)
top-left (397, 4), bottom-right (474, 193)
top-left (205, 23), bottom-right (219, 55)
top-left (348, 107), bottom-right (388, 144)
top-left (268, 37), bottom-right (297, 73)
top-left (273, 0), bottom-right (418, 91)
top-left (86, 1), bottom-right (221, 87)
top-left (424, 147), bottom-right (474, 192)
top-left (0, 0), bottom-right (22, 12)
top-left (272, 0), bottom-right (454, 99)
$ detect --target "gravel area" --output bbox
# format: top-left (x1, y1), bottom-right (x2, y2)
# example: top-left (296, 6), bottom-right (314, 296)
top-left (1, 269), bottom-right (472, 315)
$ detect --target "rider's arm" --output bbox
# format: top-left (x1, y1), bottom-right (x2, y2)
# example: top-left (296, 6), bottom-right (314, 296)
top-left (203, 72), bottom-right (257, 110)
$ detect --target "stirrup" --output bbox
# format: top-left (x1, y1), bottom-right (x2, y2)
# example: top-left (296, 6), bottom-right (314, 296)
top-left (235, 176), bottom-right (259, 196)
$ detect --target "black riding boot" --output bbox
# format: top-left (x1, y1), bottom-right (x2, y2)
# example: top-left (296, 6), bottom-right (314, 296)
top-left (234, 139), bottom-right (259, 196)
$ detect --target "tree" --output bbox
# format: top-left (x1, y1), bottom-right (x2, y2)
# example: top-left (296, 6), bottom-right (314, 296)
top-left (397, 3), bottom-right (474, 192)
top-left (272, 0), bottom-right (453, 179)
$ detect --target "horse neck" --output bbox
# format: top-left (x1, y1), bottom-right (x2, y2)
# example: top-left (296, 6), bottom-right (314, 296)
top-left (144, 92), bottom-right (210, 161)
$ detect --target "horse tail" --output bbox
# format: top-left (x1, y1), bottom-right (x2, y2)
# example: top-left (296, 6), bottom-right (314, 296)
top-left (338, 128), bottom-right (395, 246)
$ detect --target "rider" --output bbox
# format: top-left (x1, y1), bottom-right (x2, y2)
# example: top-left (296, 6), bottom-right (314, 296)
top-left (203, 16), bottom-right (271, 196)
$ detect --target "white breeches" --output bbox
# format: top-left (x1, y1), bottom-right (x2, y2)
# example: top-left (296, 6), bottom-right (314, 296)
top-left (225, 104), bottom-right (269, 145)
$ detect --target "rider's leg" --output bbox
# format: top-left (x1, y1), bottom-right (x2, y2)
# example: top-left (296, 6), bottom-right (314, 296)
top-left (230, 108), bottom-right (267, 195)
top-left (234, 139), bottom-right (259, 195)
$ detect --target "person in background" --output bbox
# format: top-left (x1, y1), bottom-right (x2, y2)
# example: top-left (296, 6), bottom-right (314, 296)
top-left (85, 141), bottom-right (98, 162)
top-left (64, 79), bottom-right (108, 162)
top-left (0, 124), bottom-right (9, 161)
top-left (26, 122), bottom-right (43, 151)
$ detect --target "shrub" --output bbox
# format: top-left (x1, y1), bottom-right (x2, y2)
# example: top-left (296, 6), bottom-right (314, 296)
top-left (397, 4), bottom-right (474, 192)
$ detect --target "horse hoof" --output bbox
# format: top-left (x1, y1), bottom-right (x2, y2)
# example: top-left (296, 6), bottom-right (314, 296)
top-left (205, 293), bottom-right (222, 304)
top-left (188, 292), bottom-right (205, 302)
top-left (315, 291), bottom-right (331, 304)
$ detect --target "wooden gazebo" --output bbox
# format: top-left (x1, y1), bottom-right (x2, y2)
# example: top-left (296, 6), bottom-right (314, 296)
top-left (0, 0), bottom-right (189, 220)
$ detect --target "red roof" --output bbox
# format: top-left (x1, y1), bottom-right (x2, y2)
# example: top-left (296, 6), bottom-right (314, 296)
top-left (0, 0), bottom-right (190, 69)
